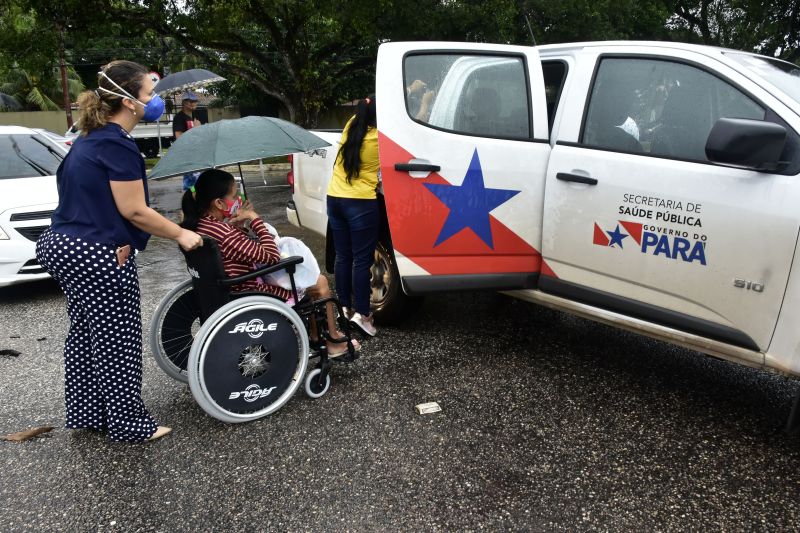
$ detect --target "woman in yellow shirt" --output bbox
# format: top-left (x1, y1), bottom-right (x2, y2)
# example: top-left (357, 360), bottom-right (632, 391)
top-left (327, 96), bottom-right (379, 336)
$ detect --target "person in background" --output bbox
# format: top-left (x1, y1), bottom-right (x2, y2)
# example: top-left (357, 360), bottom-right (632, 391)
top-left (172, 92), bottom-right (203, 191)
top-left (406, 79), bottom-right (436, 122)
top-left (326, 96), bottom-right (380, 337)
top-left (181, 169), bottom-right (360, 357)
top-left (36, 60), bottom-right (203, 443)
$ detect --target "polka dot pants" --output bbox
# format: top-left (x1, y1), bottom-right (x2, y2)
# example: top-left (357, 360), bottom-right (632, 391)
top-left (36, 229), bottom-right (158, 443)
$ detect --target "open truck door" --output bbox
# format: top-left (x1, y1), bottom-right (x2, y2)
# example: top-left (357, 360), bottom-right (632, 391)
top-left (375, 42), bottom-right (552, 296)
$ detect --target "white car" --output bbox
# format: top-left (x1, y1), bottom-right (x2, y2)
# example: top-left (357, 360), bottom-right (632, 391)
top-left (32, 128), bottom-right (72, 153)
top-left (66, 120), bottom-right (174, 158)
top-left (0, 125), bottom-right (62, 287)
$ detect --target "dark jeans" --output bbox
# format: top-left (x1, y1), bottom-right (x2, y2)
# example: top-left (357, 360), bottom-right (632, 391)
top-left (326, 196), bottom-right (379, 315)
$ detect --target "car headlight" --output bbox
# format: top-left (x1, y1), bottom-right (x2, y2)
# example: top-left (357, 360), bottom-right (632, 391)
top-left (0, 225), bottom-right (9, 240)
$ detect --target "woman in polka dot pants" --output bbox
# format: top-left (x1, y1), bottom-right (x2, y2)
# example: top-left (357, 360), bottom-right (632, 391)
top-left (36, 60), bottom-right (202, 443)
top-left (37, 231), bottom-right (155, 441)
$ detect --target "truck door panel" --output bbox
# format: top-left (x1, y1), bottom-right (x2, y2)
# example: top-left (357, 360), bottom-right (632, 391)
top-left (541, 52), bottom-right (800, 350)
top-left (376, 42), bottom-right (551, 292)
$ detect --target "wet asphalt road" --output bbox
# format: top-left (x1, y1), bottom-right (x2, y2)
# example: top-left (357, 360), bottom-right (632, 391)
top-left (2, 173), bottom-right (800, 532)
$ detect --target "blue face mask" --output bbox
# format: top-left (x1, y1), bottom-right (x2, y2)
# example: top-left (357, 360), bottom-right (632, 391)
top-left (140, 95), bottom-right (165, 122)
top-left (98, 71), bottom-right (164, 122)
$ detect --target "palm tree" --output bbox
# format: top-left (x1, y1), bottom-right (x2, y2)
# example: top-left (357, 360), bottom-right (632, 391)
top-left (0, 63), bottom-right (84, 111)
top-left (0, 91), bottom-right (21, 110)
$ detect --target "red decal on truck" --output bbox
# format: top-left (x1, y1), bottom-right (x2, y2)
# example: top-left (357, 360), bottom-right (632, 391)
top-left (379, 132), bottom-right (556, 277)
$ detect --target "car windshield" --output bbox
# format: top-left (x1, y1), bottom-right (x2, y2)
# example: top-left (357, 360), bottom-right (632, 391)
top-left (0, 133), bottom-right (63, 179)
top-left (726, 52), bottom-right (800, 105)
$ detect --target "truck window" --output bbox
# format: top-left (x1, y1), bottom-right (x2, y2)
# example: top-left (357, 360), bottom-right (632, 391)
top-left (543, 60), bottom-right (567, 134)
top-left (581, 57), bottom-right (765, 161)
top-left (404, 53), bottom-right (531, 139)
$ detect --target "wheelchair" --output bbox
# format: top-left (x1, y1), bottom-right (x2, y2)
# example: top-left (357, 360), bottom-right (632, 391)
top-left (148, 236), bottom-right (359, 423)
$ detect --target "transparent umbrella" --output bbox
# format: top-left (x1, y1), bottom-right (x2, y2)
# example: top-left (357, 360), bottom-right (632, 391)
top-left (154, 69), bottom-right (226, 95)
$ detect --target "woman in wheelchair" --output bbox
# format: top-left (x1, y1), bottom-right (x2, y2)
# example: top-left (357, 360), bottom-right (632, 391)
top-left (180, 169), bottom-right (360, 358)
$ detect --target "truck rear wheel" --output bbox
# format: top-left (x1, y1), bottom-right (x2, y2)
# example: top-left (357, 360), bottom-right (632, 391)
top-left (370, 239), bottom-right (422, 325)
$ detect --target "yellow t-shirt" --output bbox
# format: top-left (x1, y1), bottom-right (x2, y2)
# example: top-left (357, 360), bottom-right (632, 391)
top-left (327, 117), bottom-right (380, 200)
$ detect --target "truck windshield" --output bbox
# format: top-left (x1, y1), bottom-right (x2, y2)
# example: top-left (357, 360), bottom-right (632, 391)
top-left (0, 134), bottom-right (63, 179)
top-left (725, 52), bottom-right (800, 105)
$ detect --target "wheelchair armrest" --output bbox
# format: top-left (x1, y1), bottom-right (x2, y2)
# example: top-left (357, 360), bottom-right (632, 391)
top-left (219, 255), bottom-right (305, 287)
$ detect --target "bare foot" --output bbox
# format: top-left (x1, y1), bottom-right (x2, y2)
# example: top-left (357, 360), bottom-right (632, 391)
top-left (147, 426), bottom-right (172, 442)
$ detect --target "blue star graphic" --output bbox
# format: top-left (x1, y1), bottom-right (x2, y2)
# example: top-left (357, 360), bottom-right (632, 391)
top-left (423, 149), bottom-right (520, 249)
top-left (606, 225), bottom-right (628, 248)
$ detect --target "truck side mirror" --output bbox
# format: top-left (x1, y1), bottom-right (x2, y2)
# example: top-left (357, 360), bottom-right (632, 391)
top-left (705, 117), bottom-right (787, 171)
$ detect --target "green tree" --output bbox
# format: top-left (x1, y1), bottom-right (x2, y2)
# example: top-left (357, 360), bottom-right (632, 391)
top-left (4, 0), bottom-right (797, 125)
top-left (0, 64), bottom-right (84, 111)
top-left (670, 0), bottom-right (800, 62)
top-left (115, 0), bottom-right (539, 126)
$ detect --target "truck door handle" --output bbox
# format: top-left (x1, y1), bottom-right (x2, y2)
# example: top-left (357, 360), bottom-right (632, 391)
top-left (556, 172), bottom-right (598, 185)
top-left (395, 163), bottom-right (441, 172)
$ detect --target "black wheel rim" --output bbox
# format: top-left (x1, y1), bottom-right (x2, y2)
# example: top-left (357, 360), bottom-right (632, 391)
top-left (160, 289), bottom-right (201, 373)
top-left (201, 307), bottom-right (303, 414)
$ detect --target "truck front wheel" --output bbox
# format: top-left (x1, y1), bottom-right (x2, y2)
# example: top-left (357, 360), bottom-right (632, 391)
top-left (370, 239), bottom-right (422, 325)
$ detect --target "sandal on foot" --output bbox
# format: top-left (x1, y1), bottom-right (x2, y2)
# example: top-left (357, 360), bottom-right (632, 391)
top-left (328, 338), bottom-right (361, 358)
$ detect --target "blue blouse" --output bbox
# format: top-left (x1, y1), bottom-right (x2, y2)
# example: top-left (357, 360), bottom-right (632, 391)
top-left (51, 122), bottom-right (150, 250)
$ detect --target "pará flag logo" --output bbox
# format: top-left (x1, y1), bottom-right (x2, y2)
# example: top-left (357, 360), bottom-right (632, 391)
top-left (593, 220), bottom-right (707, 265)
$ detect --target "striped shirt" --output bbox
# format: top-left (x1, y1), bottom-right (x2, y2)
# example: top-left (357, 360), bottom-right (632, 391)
top-left (196, 215), bottom-right (291, 301)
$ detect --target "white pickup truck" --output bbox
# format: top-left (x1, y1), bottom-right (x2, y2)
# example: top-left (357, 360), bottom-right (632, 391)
top-left (65, 120), bottom-right (174, 158)
top-left (288, 41), bottom-right (800, 389)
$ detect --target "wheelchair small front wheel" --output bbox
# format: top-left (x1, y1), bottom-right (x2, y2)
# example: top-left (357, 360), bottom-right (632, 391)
top-left (304, 368), bottom-right (330, 399)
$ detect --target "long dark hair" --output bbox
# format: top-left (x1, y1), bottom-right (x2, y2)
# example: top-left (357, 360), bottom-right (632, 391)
top-left (180, 169), bottom-right (235, 230)
top-left (337, 95), bottom-right (376, 183)
top-left (77, 60), bottom-right (148, 134)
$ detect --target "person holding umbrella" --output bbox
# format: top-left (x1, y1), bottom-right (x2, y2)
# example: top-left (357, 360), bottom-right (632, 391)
top-left (172, 92), bottom-right (203, 191)
top-left (36, 60), bottom-right (204, 443)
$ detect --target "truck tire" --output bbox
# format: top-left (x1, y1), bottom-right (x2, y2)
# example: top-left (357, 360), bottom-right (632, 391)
top-left (370, 239), bottom-right (422, 325)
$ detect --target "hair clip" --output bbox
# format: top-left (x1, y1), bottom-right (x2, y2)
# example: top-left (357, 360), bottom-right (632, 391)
top-left (190, 185), bottom-right (196, 194)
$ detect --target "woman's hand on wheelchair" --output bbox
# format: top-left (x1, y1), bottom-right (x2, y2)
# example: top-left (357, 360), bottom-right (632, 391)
top-left (177, 228), bottom-right (204, 251)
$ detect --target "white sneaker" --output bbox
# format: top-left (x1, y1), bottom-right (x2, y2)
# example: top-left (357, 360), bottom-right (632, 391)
top-left (350, 312), bottom-right (377, 337)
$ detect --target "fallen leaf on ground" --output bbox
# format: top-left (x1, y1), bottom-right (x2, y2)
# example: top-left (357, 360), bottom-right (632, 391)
top-left (2, 427), bottom-right (55, 442)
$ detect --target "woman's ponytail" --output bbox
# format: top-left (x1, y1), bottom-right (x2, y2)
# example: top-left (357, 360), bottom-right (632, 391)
top-left (76, 90), bottom-right (112, 134)
top-left (338, 95), bottom-right (377, 183)
top-left (180, 190), bottom-right (202, 231)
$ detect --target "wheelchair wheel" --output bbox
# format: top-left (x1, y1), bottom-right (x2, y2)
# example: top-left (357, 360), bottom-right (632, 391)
top-left (187, 296), bottom-right (309, 423)
top-left (304, 368), bottom-right (331, 399)
top-left (149, 280), bottom-right (199, 383)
